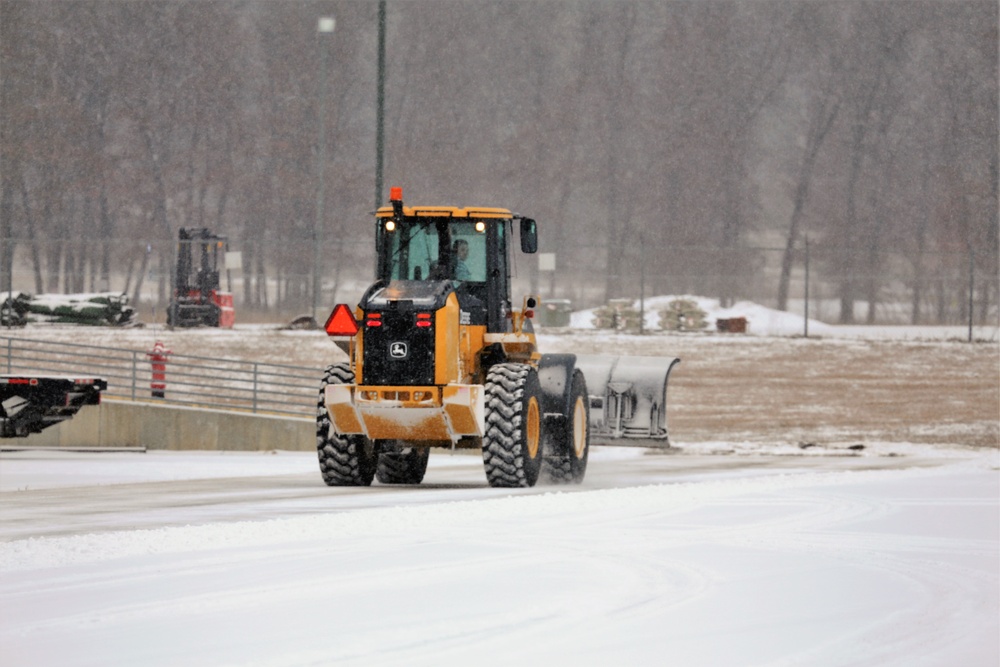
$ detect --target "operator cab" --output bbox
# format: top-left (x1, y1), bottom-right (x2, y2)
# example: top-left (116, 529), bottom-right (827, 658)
top-left (370, 188), bottom-right (536, 333)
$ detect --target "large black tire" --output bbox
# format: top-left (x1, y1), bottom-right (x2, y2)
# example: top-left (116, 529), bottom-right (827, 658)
top-left (316, 363), bottom-right (377, 486)
top-left (543, 369), bottom-right (590, 484)
top-left (376, 441), bottom-right (430, 485)
top-left (483, 363), bottom-right (544, 488)
top-left (203, 304), bottom-right (221, 328)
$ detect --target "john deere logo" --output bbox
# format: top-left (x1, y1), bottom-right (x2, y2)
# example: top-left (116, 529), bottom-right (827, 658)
top-left (390, 342), bottom-right (408, 359)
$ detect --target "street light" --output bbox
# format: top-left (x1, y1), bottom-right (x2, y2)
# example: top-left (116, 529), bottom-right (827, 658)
top-left (375, 1), bottom-right (386, 211)
top-left (314, 16), bottom-right (335, 322)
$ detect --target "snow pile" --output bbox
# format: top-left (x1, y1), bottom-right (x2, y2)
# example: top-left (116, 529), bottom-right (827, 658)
top-left (569, 295), bottom-right (831, 336)
top-left (713, 299), bottom-right (833, 336)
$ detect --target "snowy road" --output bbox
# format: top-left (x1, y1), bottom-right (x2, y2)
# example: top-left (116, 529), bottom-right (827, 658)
top-left (1, 447), bottom-right (998, 666)
top-left (0, 447), bottom-right (947, 541)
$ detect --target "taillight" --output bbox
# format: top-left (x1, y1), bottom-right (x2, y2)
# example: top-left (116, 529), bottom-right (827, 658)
top-left (416, 313), bottom-right (432, 328)
top-left (366, 312), bottom-right (382, 327)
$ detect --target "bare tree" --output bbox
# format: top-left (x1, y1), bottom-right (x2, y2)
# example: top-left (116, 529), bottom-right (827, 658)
top-left (2, 0), bottom-right (995, 323)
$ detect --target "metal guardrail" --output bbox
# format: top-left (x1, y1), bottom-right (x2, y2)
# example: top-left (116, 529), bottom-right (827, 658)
top-left (1, 336), bottom-right (320, 418)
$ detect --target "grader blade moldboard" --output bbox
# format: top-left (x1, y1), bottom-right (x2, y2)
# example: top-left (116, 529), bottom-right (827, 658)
top-left (574, 355), bottom-right (681, 448)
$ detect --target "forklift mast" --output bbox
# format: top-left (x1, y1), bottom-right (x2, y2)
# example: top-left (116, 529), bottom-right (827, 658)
top-left (176, 228), bottom-right (226, 298)
top-left (168, 228), bottom-right (234, 328)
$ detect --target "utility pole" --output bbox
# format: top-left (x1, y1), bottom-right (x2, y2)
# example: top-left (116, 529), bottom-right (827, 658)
top-left (967, 246), bottom-right (974, 343)
top-left (639, 231), bottom-right (646, 335)
top-left (804, 236), bottom-right (810, 338)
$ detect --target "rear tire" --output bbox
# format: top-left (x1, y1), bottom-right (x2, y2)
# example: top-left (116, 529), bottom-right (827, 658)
top-left (544, 369), bottom-right (590, 484)
top-left (376, 441), bottom-right (430, 484)
top-left (483, 363), bottom-right (544, 488)
top-left (316, 363), bottom-right (377, 486)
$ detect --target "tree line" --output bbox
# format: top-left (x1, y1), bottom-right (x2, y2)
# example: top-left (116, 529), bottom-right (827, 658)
top-left (1, 0), bottom-right (996, 324)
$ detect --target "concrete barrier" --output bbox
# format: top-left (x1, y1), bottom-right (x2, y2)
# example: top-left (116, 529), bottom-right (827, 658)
top-left (14, 400), bottom-right (314, 451)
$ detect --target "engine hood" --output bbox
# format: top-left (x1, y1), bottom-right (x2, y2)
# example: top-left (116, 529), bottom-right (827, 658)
top-left (360, 280), bottom-right (454, 311)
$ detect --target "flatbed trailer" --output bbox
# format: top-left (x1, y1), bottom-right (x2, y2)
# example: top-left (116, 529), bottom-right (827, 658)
top-left (0, 376), bottom-right (107, 438)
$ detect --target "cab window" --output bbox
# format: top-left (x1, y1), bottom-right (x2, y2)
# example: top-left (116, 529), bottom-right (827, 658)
top-left (449, 221), bottom-right (487, 283)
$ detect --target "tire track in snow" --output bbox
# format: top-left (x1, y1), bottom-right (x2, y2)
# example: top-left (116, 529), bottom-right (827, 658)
top-left (729, 489), bottom-right (999, 667)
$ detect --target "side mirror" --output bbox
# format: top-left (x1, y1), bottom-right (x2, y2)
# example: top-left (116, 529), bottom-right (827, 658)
top-left (519, 217), bottom-right (538, 254)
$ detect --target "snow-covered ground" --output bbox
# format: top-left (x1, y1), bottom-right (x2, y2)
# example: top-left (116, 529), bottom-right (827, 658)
top-left (1, 296), bottom-right (997, 665)
top-left (1, 446), bottom-right (997, 666)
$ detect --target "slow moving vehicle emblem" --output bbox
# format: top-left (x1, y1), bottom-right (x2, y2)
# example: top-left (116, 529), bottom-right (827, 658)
top-left (390, 342), bottom-right (408, 359)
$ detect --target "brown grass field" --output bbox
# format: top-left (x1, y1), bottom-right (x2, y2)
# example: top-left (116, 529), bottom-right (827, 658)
top-left (540, 332), bottom-right (999, 449)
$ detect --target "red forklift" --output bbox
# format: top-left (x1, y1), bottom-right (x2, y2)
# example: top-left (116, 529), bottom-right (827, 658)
top-left (167, 228), bottom-right (235, 328)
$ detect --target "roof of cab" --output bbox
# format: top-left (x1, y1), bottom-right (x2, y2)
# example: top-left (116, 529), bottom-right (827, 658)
top-left (375, 205), bottom-right (513, 219)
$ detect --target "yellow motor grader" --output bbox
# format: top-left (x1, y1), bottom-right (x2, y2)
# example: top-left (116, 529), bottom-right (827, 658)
top-left (319, 188), bottom-right (680, 487)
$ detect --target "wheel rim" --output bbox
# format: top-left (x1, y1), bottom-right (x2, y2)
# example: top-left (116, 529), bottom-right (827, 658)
top-left (572, 396), bottom-right (587, 458)
top-left (526, 396), bottom-right (540, 459)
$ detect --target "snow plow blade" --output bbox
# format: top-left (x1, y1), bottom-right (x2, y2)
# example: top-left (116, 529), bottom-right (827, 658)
top-left (574, 355), bottom-right (681, 448)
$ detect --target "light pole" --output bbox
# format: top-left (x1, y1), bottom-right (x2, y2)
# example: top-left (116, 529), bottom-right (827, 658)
top-left (314, 16), bottom-right (335, 322)
top-left (375, 2), bottom-right (387, 211)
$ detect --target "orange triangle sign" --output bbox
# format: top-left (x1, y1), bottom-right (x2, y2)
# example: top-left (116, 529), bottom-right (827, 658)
top-left (325, 304), bottom-right (359, 336)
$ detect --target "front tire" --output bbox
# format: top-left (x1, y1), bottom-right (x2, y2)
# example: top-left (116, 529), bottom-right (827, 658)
top-left (376, 441), bottom-right (430, 484)
top-left (483, 363), bottom-right (544, 488)
top-left (316, 363), bottom-right (377, 486)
